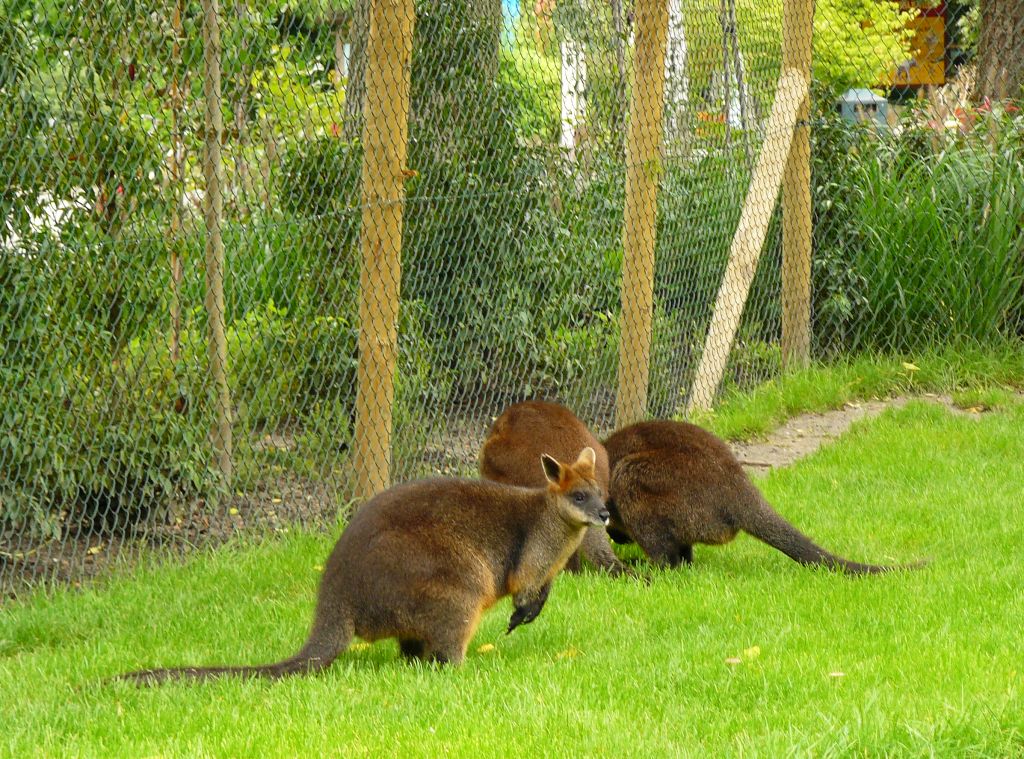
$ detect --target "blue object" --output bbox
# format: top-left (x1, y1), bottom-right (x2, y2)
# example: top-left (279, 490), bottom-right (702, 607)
top-left (502, 0), bottom-right (520, 43)
top-left (837, 88), bottom-right (889, 129)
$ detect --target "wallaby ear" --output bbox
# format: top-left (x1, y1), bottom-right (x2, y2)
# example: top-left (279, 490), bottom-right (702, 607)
top-left (575, 446), bottom-right (596, 471)
top-left (541, 453), bottom-right (562, 485)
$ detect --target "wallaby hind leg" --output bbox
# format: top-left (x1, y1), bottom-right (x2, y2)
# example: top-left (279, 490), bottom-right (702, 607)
top-left (630, 521), bottom-right (690, 569)
top-left (579, 526), bottom-right (632, 576)
top-left (423, 602), bottom-right (483, 666)
top-left (399, 639), bottom-right (426, 661)
top-left (425, 634), bottom-right (468, 666)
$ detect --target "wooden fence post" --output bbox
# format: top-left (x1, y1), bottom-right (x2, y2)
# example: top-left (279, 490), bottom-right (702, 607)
top-left (686, 70), bottom-right (808, 414)
top-left (201, 0), bottom-right (233, 482)
top-left (352, 0), bottom-right (415, 501)
top-left (615, 0), bottom-right (670, 429)
top-left (781, 0), bottom-right (814, 368)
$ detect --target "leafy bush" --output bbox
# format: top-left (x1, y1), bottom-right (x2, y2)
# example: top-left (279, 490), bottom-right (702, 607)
top-left (278, 137), bottom-right (362, 220)
top-left (1, 339), bottom-right (223, 540)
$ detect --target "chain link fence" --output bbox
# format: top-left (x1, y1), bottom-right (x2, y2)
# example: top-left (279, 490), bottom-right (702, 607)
top-left (2, 0), bottom-right (1021, 595)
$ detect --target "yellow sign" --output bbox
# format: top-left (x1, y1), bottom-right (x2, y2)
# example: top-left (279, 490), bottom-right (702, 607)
top-left (890, 14), bottom-right (946, 87)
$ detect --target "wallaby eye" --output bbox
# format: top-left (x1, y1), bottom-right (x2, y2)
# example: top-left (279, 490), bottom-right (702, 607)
top-left (572, 491), bottom-right (586, 504)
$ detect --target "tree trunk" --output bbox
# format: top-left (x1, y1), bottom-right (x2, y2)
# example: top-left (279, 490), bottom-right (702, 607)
top-left (610, 0), bottom-right (629, 158)
top-left (232, 0), bottom-right (254, 215)
top-left (201, 0), bottom-right (233, 483)
top-left (471, 0), bottom-right (503, 80)
top-left (168, 0), bottom-right (186, 365)
top-left (343, 0), bottom-right (371, 140)
top-left (971, 0), bottom-right (1024, 103)
top-left (724, 0), bottom-right (753, 170)
top-left (335, 24), bottom-right (349, 89)
top-left (663, 0), bottom-right (689, 155)
top-left (560, 38), bottom-right (587, 161)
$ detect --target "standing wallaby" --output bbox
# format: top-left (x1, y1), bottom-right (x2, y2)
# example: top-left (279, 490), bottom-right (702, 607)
top-left (116, 448), bottom-right (608, 684)
top-left (480, 400), bottom-right (629, 576)
top-left (604, 420), bottom-right (917, 574)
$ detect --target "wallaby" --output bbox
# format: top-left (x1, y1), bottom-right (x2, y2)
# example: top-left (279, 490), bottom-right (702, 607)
top-left (480, 400), bottom-right (629, 576)
top-left (116, 448), bottom-right (608, 684)
top-left (603, 420), bottom-right (917, 575)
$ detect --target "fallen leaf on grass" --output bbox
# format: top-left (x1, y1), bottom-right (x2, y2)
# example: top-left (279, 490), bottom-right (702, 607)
top-left (902, 362), bottom-right (920, 372)
top-left (828, 671), bottom-right (846, 678)
top-left (556, 647), bottom-right (580, 660)
top-left (965, 406), bottom-right (984, 414)
top-left (86, 544), bottom-right (104, 556)
top-left (350, 642), bottom-right (370, 651)
top-left (228, 508), bottom-right (239, 516)
top-left (477, 643), bottom-right (496, 654)
top-left (724, 657), bottom-right (742, 665)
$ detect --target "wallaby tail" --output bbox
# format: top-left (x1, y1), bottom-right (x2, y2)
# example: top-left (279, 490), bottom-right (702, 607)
top-left (739, 495), bottom-right (919, 576)
top-left (115, 609), bottom-right (354, 686)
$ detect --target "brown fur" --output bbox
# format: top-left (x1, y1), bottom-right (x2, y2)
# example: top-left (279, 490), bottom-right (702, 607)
top-left (479, 400), bottom-right (629, 576)
top-left (116, 449), bottom-right (607, 684)
top-left (604, 420), bottom-right (920, 575)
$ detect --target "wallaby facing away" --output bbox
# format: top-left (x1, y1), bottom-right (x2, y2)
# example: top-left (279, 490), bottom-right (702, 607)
top-left (480, 400), bottom-right (629, 576)
top-left (603, 420), bottom-right (915, 574)
top-left (117, 448), bottom-right (608, 684)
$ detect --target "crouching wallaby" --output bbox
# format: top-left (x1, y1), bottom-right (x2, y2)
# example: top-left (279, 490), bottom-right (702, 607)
top-left (116, 448), bottom-right (608, 685)
top-left (604, 420), bottom-right (919, 575)
top-left (480, 400), bottom-right (629, 577)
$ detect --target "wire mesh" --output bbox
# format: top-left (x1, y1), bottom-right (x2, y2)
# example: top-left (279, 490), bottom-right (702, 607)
top-left (1, 0), bottom-right (1020, 595)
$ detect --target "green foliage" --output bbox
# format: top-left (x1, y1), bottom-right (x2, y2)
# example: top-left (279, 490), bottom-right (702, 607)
top-left (49, 222), bottom-right (170, 353)
top-left (499, 44), bottom-right (560, 142)
top-left (686, 0), bottom-right (916, 101)
top-left (811, 0), bottom-right (917, 94)
top-left (253, 43), bottom-right (347, 142)
top-left (0, 15), bottom-right (52, 243)
top-left (3, 0), bottom-right (1020, 540)
top-left (278, 137), bottom-right (361, 218)
top-left (811, 103), bottom-right (1024, 353)
top-left (0, 335), bottom-right (223, 540)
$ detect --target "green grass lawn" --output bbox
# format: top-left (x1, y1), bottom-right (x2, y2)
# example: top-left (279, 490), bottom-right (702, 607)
top-left (2, 400), bottom-right (1023, 757)
top-left (700, 342), bottom-right (1024, 440)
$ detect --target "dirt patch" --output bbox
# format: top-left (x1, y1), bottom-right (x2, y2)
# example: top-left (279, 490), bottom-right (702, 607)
top-left (730, 393), bottom-right (987, 475)
top-left (0, 475), bottom-right (345, 599)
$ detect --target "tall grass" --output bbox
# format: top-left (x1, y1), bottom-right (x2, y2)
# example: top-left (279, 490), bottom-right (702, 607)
top-left (812, 106), bottom-right (1024, 354)
top-left (852, 143), bottom-right (1024, 347)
